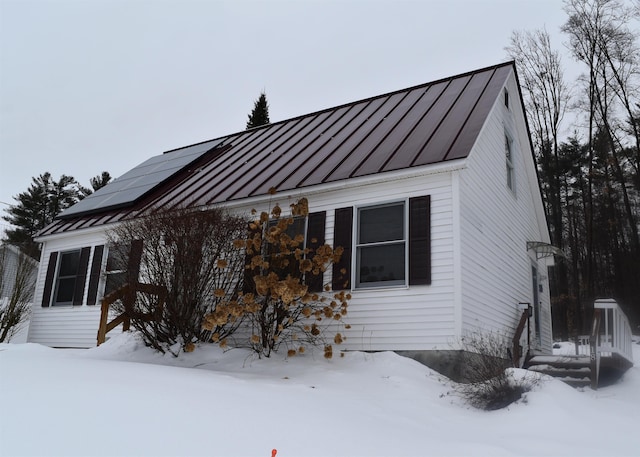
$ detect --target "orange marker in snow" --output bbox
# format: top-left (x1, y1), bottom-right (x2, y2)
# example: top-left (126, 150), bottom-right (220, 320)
top-left (272, 450), bottom-right (277, 457)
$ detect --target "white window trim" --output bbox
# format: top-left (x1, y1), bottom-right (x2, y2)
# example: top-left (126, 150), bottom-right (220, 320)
top-left (353, 199), bottom-right (409, 290)
top-left (265, 215), bottom-right (310, 281)
top-left (51, 249), bottom-right (81, 306)
top-left (505, 132), bottom-right (516, 194)
top-left (268, 215), bottom-right (308, 250)
top-left (103, 244), bottom-right (128, 298)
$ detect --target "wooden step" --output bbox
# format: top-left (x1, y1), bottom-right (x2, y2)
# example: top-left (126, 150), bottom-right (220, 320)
top-left (527, 355), bottom-right (590, 369)
top-left (527, 364), bottom-right (590, 378)
top-left (525, 355), bottom-right (592, 387)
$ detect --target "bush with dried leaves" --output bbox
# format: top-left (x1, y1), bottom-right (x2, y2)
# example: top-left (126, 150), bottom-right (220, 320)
top-left (205, 197), bottom-right (350, 358)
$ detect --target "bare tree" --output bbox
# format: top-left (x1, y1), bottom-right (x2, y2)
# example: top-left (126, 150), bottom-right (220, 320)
top-left (107, 206), bottom-right (248, 355)
top-left (0, 246), bottom-right (36, 342)
top-left (506, 29), bottom-right (573, 336)
top-left (559, 0), bottom-right (640, 327)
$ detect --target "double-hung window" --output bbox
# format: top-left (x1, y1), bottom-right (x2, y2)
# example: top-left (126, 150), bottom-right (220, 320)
top-left (42, 245), bottom-right (104, 307)
top-left (104, 244), bottom-right (130, 296)
top-left (266, 216), bottom-right (307, 277)
top-left (245, 211), bottom-right (326, 293)
top-left (505, 133), bottom-right (515, 192)
top-left (332, 196), bottom-right (430, 291)
top-left (52, 250), bottom-right (82, 305)
top-left (356, 201), bottom-right (406, 288)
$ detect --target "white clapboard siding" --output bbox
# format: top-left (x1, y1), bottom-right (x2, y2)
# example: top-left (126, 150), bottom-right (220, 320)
top-left (457, 71), bottom-right (552, 352)
top-left (28, 229), bottom-right (108, 347)
top-left (29, 168), bottom-right (456, 350)
top-left (231, 171), bottom-right (456, 352)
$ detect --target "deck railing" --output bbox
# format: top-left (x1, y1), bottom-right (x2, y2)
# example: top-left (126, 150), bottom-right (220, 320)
top-left (594, 299), bottom-right (633, 362)
top-left (589, 298), bottom-right (634, 389)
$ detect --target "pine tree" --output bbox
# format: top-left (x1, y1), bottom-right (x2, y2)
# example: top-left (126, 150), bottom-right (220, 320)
top-left (246, 92), bottom-right (270, 129)
top-left (79, 171), bottom-right (112, 198)
top-left (2, 172), bottom-right (110, 258)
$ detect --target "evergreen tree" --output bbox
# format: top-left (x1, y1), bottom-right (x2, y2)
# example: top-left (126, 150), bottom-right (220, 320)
top-left (246, 92), bottom-right (270, 129)
top-left (2, 172), bottom-right (111, 258)
top-left (79, 171), bottom-right (112, 198)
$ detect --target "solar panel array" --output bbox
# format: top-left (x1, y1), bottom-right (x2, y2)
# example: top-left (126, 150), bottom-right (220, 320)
top-left (58, 138), bottom-right (225, 219)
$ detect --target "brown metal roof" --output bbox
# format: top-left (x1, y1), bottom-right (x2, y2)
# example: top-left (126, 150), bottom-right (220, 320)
top-left (39, 61), bottom-right (513, 237)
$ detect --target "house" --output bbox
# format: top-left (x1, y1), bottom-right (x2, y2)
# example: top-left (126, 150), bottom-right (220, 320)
top-left (29, 61), bottom-right (555, 373)
top-left (1, 243), bottom-right (38, 342)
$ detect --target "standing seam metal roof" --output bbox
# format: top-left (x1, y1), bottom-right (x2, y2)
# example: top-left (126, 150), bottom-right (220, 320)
top-left (39, 61), bottom-right (513, 237)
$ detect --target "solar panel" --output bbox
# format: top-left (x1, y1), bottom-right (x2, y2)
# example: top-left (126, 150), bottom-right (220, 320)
top-left (58, 138), bottom-right (225, 219)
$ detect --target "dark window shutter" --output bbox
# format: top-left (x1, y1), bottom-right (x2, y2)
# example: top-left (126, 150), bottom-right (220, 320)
top-left (41, 251), bottom-right (58, 307)
top-left (72, 247), bottom-right (92, 306)
top-left (332, 207), bottom-right (353, 290)
top-left (409, 196), bottom-right (431, 285)
top-left (127, 239), bottom-right (144, 284)
top-left (86, 245), bottom-right (104, 306)
top-left (306, 211), bottom-right (326, 292)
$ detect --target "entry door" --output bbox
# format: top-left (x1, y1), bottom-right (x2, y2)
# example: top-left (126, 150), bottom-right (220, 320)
top-left (531, 264), bottom-right (541, 346)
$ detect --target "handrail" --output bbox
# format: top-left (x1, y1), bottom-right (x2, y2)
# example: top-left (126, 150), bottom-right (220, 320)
top-left (594, 299), bottom-right (634, 365)
top-left (512, 306), bottom-right (531, 368)
top-left (96, 282), bottom-right (167, 346)
top-left (589, 299), bottom-right (634, 389)
top-left (589, 309), bottom-right (602, 390)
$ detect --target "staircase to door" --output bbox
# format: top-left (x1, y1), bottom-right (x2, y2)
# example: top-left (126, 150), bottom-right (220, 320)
top-left (526, 354), bottom-right (592, 387)
top-left (515, 299), bottom-right (634, 389)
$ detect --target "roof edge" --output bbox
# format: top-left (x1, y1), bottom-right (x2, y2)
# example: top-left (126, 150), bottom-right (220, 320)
top-left (157, 61), bottom-right (516, 156)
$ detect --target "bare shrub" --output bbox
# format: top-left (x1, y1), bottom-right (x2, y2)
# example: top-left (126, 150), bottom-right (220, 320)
top-left (454, 331), bottom-right (537, 410)
top-left (107, 206), bottom-right (248, 355)
top-left (206, 197), bottom-right (350, 358)
top-left (0, 246), bottom-right (36, 342)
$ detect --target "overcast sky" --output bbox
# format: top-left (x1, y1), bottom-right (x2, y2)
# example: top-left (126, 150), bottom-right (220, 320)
top-left (1, 0), bottom-right (579, 234)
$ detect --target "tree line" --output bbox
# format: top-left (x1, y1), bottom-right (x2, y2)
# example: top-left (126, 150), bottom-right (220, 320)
top-left (2, 172), bottom-right (112, 259)
top-left (507, 0), bottom-right (640, 335)
top-left (1, 90), bottom-right (271, 260)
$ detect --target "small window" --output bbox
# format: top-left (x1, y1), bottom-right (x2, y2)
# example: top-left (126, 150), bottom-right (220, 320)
top-left (104, 244), bottom-right (129, 296)
top-left (356, 202), bottom-right (406, 288)
top-left (505, 133), bottom-right (515, 192)
top-left (504, 88), bottom-right (509, 109)
top-left (52, 250), bottom-right (81, 305)
top-left (266, 216), bottom-right (307, 277)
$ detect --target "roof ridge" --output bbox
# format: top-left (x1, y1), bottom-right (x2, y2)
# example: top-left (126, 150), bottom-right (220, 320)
top-left (161, 61), bottom-right (515, 155)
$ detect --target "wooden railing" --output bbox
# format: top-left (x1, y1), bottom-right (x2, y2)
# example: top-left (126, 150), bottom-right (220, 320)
top-left (96, 282), bottom-right (167, 346)
top-left (589, 298), bottom-right (634, 389)
top-left (512, 305), bottom-right (532, 367)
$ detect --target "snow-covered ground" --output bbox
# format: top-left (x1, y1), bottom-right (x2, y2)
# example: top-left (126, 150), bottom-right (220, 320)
top-left (1, 334), bottom-right (639, 457)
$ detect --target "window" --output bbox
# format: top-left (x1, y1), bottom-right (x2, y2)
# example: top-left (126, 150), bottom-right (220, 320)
top-left (332, 196), bottom-right (430, 291)
top-left (104, 243), bottom-right (129, 296)
top-left (245, 212), bottom-right (326, 293)
top-left (505, 133), bottom-right (515, 191)
top-left (266, 216), bottom-right (307, 277)
top-left (52, 250), bottom-right (82, 306)
top-left (356, 202), bottom-right (406, 288)
top-left (504, 88), bottom-right (509, 109)
top-left (103, 240), bottom-right (143, 297)
top-left (42, 245), bottom-right (102, 307)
